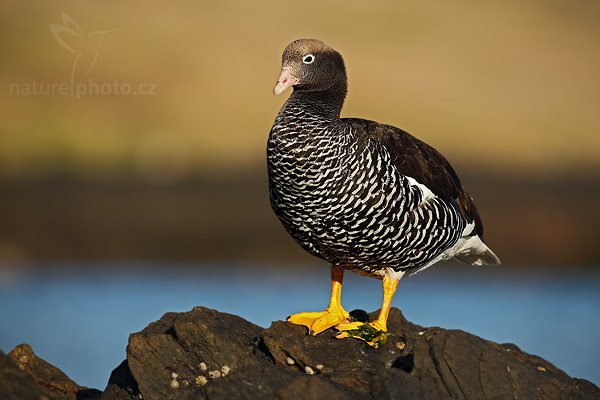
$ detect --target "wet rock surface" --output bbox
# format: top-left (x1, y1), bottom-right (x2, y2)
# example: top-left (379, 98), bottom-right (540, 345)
top-left (2, 306), bottom-right (599, 400)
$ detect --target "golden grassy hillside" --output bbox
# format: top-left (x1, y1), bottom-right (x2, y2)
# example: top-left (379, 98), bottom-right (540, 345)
top-left (1, 0), bottom-right (599, 181)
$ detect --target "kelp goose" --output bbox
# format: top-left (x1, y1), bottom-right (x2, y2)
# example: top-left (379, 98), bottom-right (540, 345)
top-left (267, 39), bottom-right (500, 348)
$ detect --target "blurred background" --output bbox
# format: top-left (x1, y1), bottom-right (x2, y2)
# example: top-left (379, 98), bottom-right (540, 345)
top-left (0, 0), bottom-right (599, 391)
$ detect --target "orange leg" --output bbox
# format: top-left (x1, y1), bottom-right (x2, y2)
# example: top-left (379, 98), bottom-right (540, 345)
top-left (371, 275), bottom-right (399, 331)
top-left (335, 273), bottom-right (401, 348)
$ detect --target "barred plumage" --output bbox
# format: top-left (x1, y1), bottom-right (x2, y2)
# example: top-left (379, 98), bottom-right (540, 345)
top-left (268, 39), bottom-right (499, 347)
top-left (268, 93), bottom-right (479, 276)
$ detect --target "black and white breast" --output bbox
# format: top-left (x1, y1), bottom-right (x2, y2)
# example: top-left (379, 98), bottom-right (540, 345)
top-left (267, 39), bottom-right (500, 278)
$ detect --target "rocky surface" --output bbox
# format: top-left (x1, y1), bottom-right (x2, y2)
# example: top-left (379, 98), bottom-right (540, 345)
top-left (2, 306), bottom-right (599, 400)
top-left (0, 344), bottom-right (101, 400)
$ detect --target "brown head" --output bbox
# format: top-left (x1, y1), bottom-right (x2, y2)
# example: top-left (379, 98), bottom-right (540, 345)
top-left (273, 39), bottom-right (347, 96)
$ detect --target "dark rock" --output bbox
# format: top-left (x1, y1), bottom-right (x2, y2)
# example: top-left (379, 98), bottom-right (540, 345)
top-left (121, 306), bottom-right (264, 400)
top-left (99, 306), bottom-right (599, 400)
top-left (101, 360), bottom-right (139, 400)
top-left (348, 309), bottom-right (369, 323)
top-left (1, 344), bottom-right (101, 400)
top-left (3, 306), bottom-right (599, 400)
top-left (0, 349), bottom-right (46, 400)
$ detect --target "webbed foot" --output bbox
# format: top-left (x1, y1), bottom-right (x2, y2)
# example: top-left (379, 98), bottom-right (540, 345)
top-left (287, 307), bottom-right (350, 335)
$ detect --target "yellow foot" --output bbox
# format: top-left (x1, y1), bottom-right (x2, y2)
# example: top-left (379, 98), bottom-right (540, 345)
top-left (287, 307), bottom-right (350, 335)
top-left (335, 321), bottom-right (387, 348)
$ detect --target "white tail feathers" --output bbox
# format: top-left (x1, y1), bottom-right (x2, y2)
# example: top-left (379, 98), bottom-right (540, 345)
top-left (449, 235), bottom-right (501, 266)
top-left (454, 246), bottom-right (501, 266)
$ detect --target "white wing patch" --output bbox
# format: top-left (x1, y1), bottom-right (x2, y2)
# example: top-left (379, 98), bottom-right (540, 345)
top-left (462, 220), bottom-right (476, 236)
top-left (405, 176), bottom-right (436, 203)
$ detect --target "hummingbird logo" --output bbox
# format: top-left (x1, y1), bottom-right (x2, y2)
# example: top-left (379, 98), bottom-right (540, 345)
top-left (50, 12), bottom-right (122, 96)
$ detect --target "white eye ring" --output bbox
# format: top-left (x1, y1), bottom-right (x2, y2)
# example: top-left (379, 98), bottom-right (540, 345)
top-left (302, 54), bottom-right (315, 64)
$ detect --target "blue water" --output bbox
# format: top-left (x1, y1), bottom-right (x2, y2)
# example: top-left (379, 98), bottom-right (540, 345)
top-left (0, 264), bottom-right (599, 390)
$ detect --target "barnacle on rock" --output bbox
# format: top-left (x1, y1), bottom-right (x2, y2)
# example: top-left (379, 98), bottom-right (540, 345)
top-left (195, 375), bottom-right (208, 386)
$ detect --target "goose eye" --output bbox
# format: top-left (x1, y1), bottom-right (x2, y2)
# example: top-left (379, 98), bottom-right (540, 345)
top-left (302, 54), bottom-right (315, 64)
